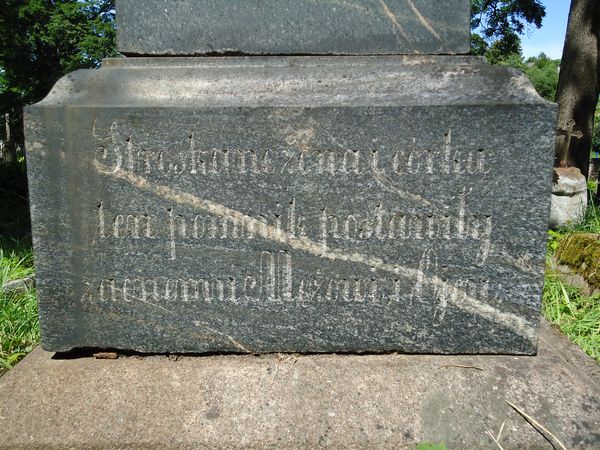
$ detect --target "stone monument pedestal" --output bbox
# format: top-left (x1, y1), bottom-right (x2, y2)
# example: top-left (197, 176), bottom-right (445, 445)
top-left (26, 55), bottom-right (556, 355)
top-left (0, 319), bottom-right (598, 449)
top-left (13, 1), bottom-right (592, 448)
top-left (26, 1), bottom-right (556, 357)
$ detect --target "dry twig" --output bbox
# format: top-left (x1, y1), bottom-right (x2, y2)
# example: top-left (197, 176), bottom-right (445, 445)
top-left (505, 400), bottom-right (569, 450)
top-left (438, 364), bottom-right (483, 371)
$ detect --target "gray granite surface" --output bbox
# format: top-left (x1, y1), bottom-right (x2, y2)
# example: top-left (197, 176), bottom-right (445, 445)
top-left (0, 320), bottom-right (598, 449)
top-left (25, 56), bottom-right (556, 354)
top-left (116, 0), bottom-right (470, 55)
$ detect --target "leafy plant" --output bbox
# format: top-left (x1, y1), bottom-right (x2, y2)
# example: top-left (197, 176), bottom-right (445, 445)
top-left (0, 237), bottom-right (39, 374)
top-left (1, 0), bottom-right (118, 155)
top-left (471, 0), bottom-right (545, 56)
top-left (491, 52), bottom-right (560, 102)
top-left (523, 53), bottom-right (560, 101)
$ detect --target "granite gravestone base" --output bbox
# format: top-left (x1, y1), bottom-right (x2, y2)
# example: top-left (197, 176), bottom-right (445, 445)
top-left (25, 56), bottom-right (556, 354)
top-left (1, 320), bottom-right (599, 449)
top-left (14, 1), bottom-right (586, 448)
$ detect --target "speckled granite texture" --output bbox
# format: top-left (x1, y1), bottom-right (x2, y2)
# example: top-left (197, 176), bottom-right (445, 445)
top-left (116, 0), bottom-right (470, 55)
top-left (25, 56), bottom-right (556, 354)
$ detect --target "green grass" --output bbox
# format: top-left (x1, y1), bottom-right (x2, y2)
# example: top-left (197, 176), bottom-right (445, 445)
top-left (0, 237), bottom-right (39, 375)
top-left (542, 189), bottom-right (600, 363)
top-left (543, 273), bottom-right (599, 361)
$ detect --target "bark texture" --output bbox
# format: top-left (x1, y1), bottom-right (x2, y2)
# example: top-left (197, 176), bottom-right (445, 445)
top-left (555, 0), bottom-right (600, 178)
top-left (1, 113), bottom-right (16, 164)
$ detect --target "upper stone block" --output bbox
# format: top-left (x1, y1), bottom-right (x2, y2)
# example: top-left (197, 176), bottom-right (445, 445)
top-left (116, 0), bottom-right (471, 55)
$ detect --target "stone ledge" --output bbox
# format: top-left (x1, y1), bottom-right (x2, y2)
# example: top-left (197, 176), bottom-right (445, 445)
top-left (0, 319), bottom-right (598, 449)
top-left (37, 56), bottom-right (549, 108)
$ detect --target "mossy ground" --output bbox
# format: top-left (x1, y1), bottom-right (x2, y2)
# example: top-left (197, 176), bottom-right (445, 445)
top-left (544, 193), bottom-right (600, 362)
top-left (555, 233), bottom-right (600, 293)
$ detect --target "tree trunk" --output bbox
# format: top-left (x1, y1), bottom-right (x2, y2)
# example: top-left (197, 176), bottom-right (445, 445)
top-left (555, 0), bottom-right (600, 179)
top-left (2, 113), bottom-right (17, 164)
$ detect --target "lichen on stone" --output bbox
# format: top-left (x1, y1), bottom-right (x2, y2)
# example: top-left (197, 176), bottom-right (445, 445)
top-left (555, 233), bottom-right (600, 292)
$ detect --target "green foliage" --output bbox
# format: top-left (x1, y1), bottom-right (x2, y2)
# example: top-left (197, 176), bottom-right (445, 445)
top-left (483, 33), bottom-right (523, 63)
top-left (547, 229), bottom-right (564, 254)
top-left (543, 194), bottom-right (600, 363)
top-left (0, 0), bottom-right (117, 149)
top-left (593, 102), bottom-right (600, 154)
top-left (523, 53), bottom-right (560, 101)
top-left (470, 3), bottom-right (558, 103)
top-left (471, 0), bottom-right (545, 57)
top-left (490, 52), bottom-right (560, 102)
top-left (0, 237), bottom-right (39, 374)
top-left (493, 51), bottom-right (527, 70)
top-left (470, 33), bottom-right (489, 56)
top-left (575, 194), bottom-right (600, 234)
top-left (543, 274), bottom-right (600, 363)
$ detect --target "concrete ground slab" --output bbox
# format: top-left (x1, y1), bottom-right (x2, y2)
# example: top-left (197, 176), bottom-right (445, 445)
top-left (0, 320), bottom-right (598, 449)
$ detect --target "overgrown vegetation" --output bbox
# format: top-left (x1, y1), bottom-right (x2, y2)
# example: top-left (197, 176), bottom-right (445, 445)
top-left (0, 0), bottom-right (118, 240)
top-left (1, 0), bottom-right (117, 156)
top-left (0, 237), bottom-right (38, 375)
top-left (0, 1), bottom-right (116, 375)
top-left (555, 233), bottom-right (600, 292)
top-left (471, 0), bottom-right (545, 57)
top-left (543, 193), bottom-right (600, 362)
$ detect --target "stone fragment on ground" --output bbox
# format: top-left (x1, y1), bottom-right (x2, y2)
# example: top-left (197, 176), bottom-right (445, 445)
top-left (0, 277), bottom-right (35, 296)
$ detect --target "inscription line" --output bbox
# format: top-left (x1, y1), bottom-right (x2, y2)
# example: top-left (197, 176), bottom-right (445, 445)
top-left (93, 160), bottom-right (534, 343)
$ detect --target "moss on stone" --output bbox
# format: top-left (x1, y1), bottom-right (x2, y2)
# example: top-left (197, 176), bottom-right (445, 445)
top-left (555, 233), bottom-right (600, 292)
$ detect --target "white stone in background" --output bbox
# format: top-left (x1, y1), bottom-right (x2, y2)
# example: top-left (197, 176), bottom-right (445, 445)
top-left (549, 167), bottom-right (588, 229)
